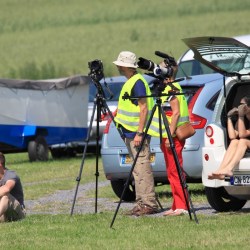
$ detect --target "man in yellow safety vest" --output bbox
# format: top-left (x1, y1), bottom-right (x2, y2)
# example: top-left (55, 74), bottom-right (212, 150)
top-left (113, 51), bottom-right (159, 216)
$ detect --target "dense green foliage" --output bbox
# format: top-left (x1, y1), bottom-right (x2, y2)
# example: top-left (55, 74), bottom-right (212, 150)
top-left (0, 0), bottom-right (250, 79)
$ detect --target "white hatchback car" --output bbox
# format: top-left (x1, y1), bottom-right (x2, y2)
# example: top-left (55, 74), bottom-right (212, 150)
top-left (183, 36), bottom-right (250, 212)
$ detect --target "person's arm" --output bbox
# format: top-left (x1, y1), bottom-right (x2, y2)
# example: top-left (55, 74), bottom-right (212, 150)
top-left (238, 104), bottom-right (250, 138)
top-left (227, 118), bottom-right (239, 139)
top-left (0, 179), bottom-right (15, 197)
top-left (168, 96), bottom-right (180, 136)
top-left (133, 97), bottom-right (148, 147)
top-left (227, 107), bottom-right (239, 139)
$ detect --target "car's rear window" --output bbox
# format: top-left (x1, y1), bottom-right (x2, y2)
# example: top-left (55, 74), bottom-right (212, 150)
top-left (177, 60), bottom-right (215, 78)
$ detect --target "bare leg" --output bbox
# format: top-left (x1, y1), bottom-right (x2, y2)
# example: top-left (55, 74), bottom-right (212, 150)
top-left (219, 139), bottom-right (250, 176)
top-left (208, 139), bottom-right (239, 179)
top-left (0, 196), bottom-right (9, 219)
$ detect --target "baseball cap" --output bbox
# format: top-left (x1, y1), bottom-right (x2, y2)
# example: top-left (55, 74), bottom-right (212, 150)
top-left (113, 51), bottom-right (138, 68)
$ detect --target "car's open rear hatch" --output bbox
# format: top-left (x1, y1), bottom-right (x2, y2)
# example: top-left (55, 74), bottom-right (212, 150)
top-left (182, 36), bottom-right (250, 77)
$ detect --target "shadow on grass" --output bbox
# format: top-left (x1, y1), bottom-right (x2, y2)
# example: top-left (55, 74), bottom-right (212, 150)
top-left (158, 188), bottom-right (205, 199)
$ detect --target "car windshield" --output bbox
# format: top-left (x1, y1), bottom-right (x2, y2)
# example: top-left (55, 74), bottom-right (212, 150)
top-left (183, 37), bottom-right (250, 76)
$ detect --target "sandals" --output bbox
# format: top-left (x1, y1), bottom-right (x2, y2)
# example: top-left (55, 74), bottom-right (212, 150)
top-left (164, 209), bottom-right (188, 216)
top-left (169, 209), bottom-right (188, 216)
top-left (163, 209), bottom-right (175, 216)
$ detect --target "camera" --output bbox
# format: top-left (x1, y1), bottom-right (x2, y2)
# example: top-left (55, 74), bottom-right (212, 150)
top-left (137, 51), bottom-right (177, 79)
top-left (88, 59), bottom-right (104, 82)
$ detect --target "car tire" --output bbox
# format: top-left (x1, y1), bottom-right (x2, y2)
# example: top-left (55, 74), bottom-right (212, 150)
top-left (111, 180), bottom-right (136, 202)
top-left (205, 186), bottom-right (247, 212)
top-left (28, 136), bottom-right (49, 162)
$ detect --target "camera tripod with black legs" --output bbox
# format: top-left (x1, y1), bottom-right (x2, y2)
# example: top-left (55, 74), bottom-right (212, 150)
top-left (110, 93), bottom-right (199, 228)
top-left (70, 76), bottom-right (124, 215)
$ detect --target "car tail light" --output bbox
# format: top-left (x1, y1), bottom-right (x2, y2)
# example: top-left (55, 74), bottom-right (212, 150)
top-left (206, 126), bottom-right (214, 137)
top-left (189, 113), bottom-right (207, 129)
top-left (103, 118), bottom-right (112, 134)
top-left (206, 125), bottom-right (215, 144)
top-left (204, 154), bottom-right (209, 161)
top-left (103, 109), bottom-right (117, 134)
top-left (188, 86), bottom-right (207, 129)
top-left (101, 112), bottom-right (111, 121)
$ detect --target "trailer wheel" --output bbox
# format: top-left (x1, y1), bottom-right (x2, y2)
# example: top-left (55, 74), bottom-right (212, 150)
top-left (111, 180), bottom-right (136, 202)
top-left (28, 136), bottom-right (49, 162)
top-left (205, 186), bottom-right (247, 212)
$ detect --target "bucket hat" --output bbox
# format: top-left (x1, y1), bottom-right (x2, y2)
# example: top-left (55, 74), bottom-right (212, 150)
top-left (113, 51), bottom-right (138, 68)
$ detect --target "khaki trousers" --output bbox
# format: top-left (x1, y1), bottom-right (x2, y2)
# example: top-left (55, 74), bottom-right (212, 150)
top-left (125, 137), bottom-right (158, 209)
top-left (0, 194), bottom-right (26, 222)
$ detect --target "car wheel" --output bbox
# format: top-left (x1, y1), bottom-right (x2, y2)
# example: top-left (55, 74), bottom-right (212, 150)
top-left (111, 180), bottom-right (136, 202)
top-left (28, 136), bottom-right (49, 162)
top-left (205, 186), bottom-right (247, 212)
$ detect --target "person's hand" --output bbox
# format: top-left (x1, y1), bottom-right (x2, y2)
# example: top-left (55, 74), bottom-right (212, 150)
top-left (227, 107), bottom-right (238, 117)
top-left (238, 103), bottom-right (248, 116)
top-left (165, 138), bottom-right (170, 149)
top-left (133, 134), bottom-right (142, 147)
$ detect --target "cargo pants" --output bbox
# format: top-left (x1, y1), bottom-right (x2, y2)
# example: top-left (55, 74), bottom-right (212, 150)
top-left (125, 137), bottom-right (158, 209)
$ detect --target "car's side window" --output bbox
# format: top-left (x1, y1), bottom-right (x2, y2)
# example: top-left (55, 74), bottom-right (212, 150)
top-left (206, 91), bottom-right (220, 111)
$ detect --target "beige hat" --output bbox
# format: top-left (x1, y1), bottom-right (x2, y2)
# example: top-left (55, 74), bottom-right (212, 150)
top-left (113, 51), bottom-right (138, 68)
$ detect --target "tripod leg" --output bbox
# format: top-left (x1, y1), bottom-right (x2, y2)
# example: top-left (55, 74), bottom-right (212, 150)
top-left (156, 195), bottom-right (164, 211)
top-left (70, 100), bottom-right (97, 215)
top-left (110, 104), bottom-right (158, 228)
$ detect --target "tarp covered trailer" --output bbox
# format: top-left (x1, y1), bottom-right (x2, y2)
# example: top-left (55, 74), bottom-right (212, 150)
top-left (0, 75), bottom-right (90, 161)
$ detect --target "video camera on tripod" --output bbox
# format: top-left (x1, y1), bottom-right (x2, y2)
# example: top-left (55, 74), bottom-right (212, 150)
top-left (138, 51), bottom-right (179, 95)
top-left (88, 59), bottom-right (104, 82)
top-left (88, 59), bottom-right (114, 100)
top-left (138, 51), bottom-right (177, 79)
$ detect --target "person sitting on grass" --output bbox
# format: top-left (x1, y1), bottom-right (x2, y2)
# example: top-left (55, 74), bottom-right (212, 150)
top-left (208, 96), bottom-right (250, 180)
top-left (0, 152), bottom-right (26, 222)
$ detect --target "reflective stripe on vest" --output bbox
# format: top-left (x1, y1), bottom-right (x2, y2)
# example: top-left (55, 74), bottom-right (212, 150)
top-left (150, 82), bottom-right (189, 138)
top-left (115, 74), bottom-right (156, 135)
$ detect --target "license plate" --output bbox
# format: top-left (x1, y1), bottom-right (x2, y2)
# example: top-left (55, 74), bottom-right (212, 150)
top-left (121, 153), bottom-right (155, 165)
top-left (233, 175), bottom-right (250, 185)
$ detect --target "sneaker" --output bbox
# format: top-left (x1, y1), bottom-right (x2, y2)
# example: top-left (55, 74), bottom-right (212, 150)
top-left (169, 209), bottom-right (188, 216)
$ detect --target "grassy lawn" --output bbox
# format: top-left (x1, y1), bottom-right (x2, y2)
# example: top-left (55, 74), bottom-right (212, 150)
top-left (1, 153), bottom-right (250, 249)
top-left (1, 1), bottom-right (250, 249)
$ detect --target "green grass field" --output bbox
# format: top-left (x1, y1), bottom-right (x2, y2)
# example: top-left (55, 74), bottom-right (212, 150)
top-left (1, 153), bottom-right (250, 249)
top-left (1, 1), bottom-right (250, 249)
top-left (1, 0), bottom-right (250, 79)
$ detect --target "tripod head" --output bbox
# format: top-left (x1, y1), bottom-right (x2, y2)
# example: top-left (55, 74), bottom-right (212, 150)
top-left (88, 59), bottom-right (114, 101)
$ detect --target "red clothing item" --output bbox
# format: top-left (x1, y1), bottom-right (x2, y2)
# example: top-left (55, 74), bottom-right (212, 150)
top-left (161, 137), bottom-right (188, 210)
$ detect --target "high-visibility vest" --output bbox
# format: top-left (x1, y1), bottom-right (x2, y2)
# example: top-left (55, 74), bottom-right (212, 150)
top-left (115, 74), bottom-right (156, 135)
top-left (149, 82), bottom-right (189, 138)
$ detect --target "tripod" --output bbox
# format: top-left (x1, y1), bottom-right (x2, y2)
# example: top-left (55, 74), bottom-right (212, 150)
top-left (70, 78), bottom-right (123, 215)
top-left (110, 94), bottom-right (199, 228)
